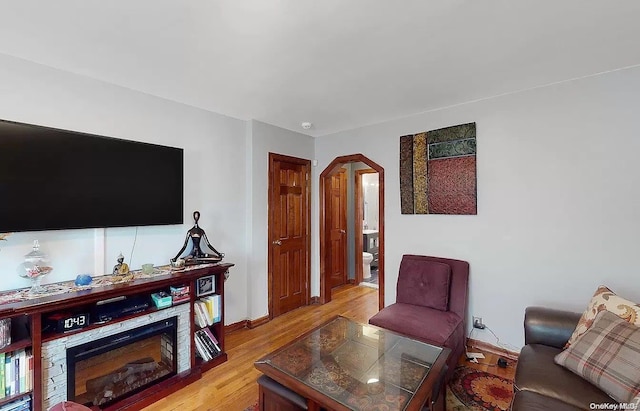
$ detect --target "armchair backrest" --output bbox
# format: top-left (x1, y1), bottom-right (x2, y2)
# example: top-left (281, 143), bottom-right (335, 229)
top-left (396, 255), bottom-right (469, 320)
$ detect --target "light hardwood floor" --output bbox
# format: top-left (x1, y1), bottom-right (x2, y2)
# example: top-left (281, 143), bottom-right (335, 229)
top-left (144, 285), bottom-right (379, 411)
top-left (144, 285), bottom-right (516, 411)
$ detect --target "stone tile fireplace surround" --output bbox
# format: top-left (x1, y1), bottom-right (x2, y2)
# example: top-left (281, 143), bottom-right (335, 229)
top-left (41, 304), bottom-right (190, 410)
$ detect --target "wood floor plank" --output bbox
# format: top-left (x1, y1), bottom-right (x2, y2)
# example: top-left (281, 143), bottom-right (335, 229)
top-left (143, 285), bottom-right (378, 411)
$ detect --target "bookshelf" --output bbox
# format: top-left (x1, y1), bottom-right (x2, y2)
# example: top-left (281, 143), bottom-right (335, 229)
top-left (0, 314), bottom-right (33, 410)
top-left (192, 269), bottom-right (228, 372)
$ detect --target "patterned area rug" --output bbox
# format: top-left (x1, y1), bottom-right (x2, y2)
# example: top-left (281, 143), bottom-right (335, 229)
top-left (447, 366), bottom-right (514, 411)
top-left (244, 366), bottom-right (514, 411)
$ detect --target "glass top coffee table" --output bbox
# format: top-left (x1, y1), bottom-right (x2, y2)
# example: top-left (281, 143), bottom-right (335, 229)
top-left (255, 316), bottom-right (450, 411)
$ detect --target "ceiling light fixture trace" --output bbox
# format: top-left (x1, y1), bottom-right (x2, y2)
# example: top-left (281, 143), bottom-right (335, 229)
top-left (301, 122), bottom-right (312, 130)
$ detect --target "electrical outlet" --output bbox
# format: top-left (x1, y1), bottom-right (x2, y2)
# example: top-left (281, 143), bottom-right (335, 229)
top-left (473, 316), bottom-right (485, 329)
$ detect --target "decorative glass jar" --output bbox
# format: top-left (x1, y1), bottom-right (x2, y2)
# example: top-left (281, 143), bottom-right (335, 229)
top-left (20, 240), bottom-right (53, 294)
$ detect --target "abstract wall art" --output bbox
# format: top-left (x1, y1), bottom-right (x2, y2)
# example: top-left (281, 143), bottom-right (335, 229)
top-left (400, 122), bottom-right (477, 215)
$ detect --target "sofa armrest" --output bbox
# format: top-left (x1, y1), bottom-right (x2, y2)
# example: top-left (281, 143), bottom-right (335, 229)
top-left (524, 306), bottom-right (581, 348)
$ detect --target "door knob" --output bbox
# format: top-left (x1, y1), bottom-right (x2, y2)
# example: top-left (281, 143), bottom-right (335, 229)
top-left (272, 240), bottom-right (282, 245)
top-left (340, 230), bottom-right (346, 234)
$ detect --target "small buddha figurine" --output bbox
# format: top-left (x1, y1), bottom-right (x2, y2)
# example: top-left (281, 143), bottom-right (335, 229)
top-left (113, 252), bottom-right (130, 275)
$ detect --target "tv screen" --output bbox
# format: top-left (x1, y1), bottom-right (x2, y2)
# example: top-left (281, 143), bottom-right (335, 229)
top-left (0, 119), bottom-right (184, 232)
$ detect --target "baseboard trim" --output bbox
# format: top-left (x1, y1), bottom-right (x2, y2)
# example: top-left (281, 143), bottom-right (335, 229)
top-left (225, 316), bottom-right (271, 333)
top-left (248, 315), bottom-right (269, 329)
top-left (467, 338), bottom-right (519, 361)
top-left (225, 320), bottom-right (248, 334)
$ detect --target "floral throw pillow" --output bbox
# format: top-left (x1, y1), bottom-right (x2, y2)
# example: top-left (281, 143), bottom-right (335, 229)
top-left (566, 285), bottom-right (640, 347)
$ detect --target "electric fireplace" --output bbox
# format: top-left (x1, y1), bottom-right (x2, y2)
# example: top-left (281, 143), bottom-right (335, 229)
top-left (66, 317), bottom-right (178, 407)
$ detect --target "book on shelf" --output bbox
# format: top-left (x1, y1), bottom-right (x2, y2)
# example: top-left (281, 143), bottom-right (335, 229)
top-left (200, 294), bottom-right (221, 324)
top-left (194, 331), bottom-right (216, 358)
top-left (24, 350), bottom-right (32, 393)
top-left (193, 301), bottom-right (208, 329)
top-left (194, 329), bottom-right (220, 360)
top-left (201, 298), bottom-right (214, 326)
top-left (198, 329), bottom-right (221, 355)
top-left (13, 353), bottom-right (19, 396)
top-left (213, 294), bottom-right (221, 323)
top-left (0, 353), bottom-right (4, 399)
top-left (0, 349), bottom-right (32, 398)
top-left (201, 327), bottom-right (221, 353)
top-left (0, 394), bottom-right (31, 411)
top-left (193, 333), bottom-right (211, 361)
top-left (198, 299), bottom-right (213, 326)
top-left (5, 352), bottom-right (12, 397)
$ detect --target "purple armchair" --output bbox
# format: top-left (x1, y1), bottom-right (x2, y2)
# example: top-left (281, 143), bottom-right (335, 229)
top-left (368, 255), bottom-right (469, 380)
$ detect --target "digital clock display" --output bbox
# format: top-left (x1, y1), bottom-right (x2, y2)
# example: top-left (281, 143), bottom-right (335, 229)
top-left (46, 312), bottom-right (90, 333)
top-left (63, 316), bottom-right (87, 329)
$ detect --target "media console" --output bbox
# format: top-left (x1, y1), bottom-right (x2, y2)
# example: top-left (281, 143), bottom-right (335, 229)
top-left (0, 262), bottom-right (233, 411)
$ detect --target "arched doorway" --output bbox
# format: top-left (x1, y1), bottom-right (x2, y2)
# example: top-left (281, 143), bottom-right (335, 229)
top-left (319, 154), bottom-right (385, 310)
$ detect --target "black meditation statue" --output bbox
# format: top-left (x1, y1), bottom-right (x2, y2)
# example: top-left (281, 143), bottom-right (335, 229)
top-left (171, 211), bottom-right (224, 264)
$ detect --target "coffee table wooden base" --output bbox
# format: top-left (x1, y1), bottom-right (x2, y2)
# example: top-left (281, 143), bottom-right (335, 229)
top-left (255, 317), bottom-right (450, 411)
top-left (258, 375), bottom-right (309, 411)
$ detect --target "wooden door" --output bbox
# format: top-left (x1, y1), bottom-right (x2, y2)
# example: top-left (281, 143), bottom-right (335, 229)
top-left (327, 168), bottom-right (347, 289)
top-left (268, 153), bottom-right (311, 318)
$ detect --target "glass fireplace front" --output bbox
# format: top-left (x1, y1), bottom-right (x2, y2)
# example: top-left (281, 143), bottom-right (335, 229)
top-left (66, 317), bottom-right (178, 407)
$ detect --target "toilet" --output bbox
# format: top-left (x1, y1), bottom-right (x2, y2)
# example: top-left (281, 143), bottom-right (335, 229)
top-left (363, 252), bottom-right (374, 279)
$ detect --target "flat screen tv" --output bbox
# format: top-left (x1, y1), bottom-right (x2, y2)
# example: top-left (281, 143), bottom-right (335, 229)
top-left (0, 119), bottom-right (184, 232)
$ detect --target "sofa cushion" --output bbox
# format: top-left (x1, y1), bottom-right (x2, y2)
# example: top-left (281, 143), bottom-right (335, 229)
top-left (555, 310), bottom-right (640, 404)
top-left (368, 302), bottom-right (462, 349)
top-left (566, 285), bottom-right (640, 347)
top-left (514, 344), bottom-right (613, 409)
top-left (396, 258), bottom-right (450, 311)
top-left (511, 390), bottom-right (585, 411)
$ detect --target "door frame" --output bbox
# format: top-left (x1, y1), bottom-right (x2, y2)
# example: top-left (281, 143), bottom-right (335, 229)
top-left (354, 168), bottom-right (377, 285)
top-left (268, 152), bottom-right (311, 320)
top-left (320, 154), bottom-right (385, 310)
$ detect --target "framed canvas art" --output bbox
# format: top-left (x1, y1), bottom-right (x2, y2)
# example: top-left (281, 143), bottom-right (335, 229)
top-left (400, 122), bottom-right (477, 215)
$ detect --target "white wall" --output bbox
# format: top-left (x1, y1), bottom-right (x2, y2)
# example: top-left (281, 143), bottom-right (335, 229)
top-left (314, 66), bottom-right (640, 348)
top-left (3, 52), bottom-right (639, 343)
top-left (0, 54), bottom-right (250, 325)
top-left (247, 120), bottom-right (315, 319)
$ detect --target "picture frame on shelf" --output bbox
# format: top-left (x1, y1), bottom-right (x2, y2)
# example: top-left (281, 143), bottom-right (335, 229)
top-left (196, 275), bottom-right (215, 297)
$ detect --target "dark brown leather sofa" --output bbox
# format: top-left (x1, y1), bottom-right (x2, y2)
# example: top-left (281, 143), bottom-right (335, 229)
top-left (512, 307), bottom-right (618, 410)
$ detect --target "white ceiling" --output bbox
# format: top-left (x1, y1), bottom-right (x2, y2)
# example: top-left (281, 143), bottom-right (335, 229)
top-left (1, 1), bottom-right (639, 137)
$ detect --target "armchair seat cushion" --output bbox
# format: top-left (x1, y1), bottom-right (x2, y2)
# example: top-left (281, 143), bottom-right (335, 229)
top-left (369, 302), bottom-right (463, 349)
